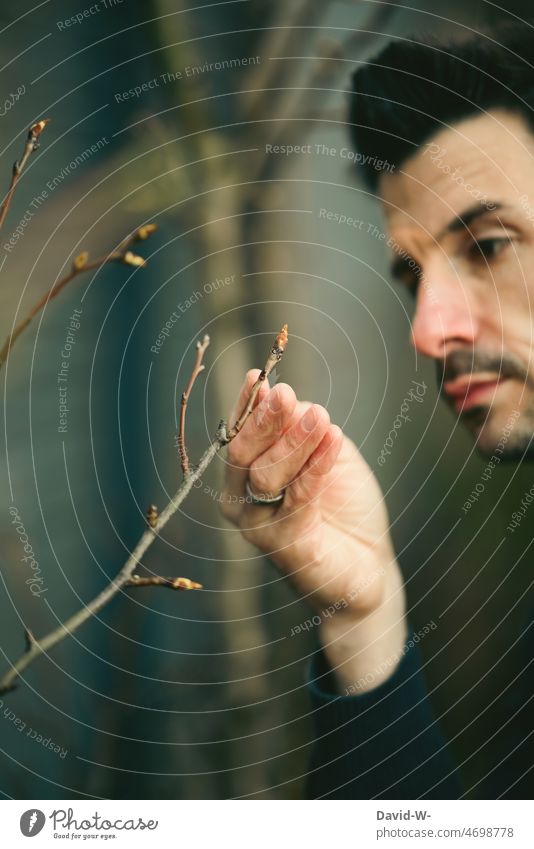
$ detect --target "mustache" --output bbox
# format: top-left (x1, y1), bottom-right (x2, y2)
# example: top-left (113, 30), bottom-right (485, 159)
top-left (436, 349), bottom-right (531, 386)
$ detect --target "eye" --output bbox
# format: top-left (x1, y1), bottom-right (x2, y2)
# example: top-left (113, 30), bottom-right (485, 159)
top-left (391, 257), bottom-right (421, 296)
top-left (469, 236), bottom-right (511, 262)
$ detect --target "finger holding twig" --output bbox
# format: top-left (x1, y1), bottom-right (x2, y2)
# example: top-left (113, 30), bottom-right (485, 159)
top-left (227, 324), bottom-right (288, 439)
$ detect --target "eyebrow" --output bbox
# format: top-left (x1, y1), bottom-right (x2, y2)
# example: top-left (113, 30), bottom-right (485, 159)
top-left (439, 201), bottom-right (506, 238)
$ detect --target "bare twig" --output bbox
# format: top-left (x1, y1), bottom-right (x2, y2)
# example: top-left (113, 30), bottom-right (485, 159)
top-left (0, 120), bottom-right (50, 231)
top-left (178, 334), bottom-right (210, 476)
top-left (0, 325), bottom-right (288, 695)
top-left (0, 224), bottom-right (157, 370)
top-left (127, 575), bottom-right (203, 590)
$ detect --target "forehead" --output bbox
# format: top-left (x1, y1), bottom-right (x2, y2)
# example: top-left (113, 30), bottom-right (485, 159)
top-left (379, 109), bottom-right (534, 240)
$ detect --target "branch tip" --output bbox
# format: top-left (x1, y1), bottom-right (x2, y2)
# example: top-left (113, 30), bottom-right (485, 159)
top-left (275, 323), bottom-right (289, 352)
top-left (29, 118), bottom-right (50, 140)
top-left (178, 334), bottom-right (211, 476)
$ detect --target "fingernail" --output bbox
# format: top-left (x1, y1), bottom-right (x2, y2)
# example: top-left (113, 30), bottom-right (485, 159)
top-left (302, 406), bottom-right (316, 432)
top-left (268, 388), bottom-right (281, 412)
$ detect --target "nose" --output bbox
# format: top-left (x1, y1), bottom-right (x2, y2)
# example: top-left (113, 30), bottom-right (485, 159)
top-left (411, 259), bottom-right (479, 359)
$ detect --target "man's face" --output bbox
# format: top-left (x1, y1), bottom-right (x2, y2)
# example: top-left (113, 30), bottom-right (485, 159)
top-left (380, 109), bottom-right (534, 458)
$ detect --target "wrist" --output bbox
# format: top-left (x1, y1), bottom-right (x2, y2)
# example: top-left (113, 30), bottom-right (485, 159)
top-left (318, 561), bottom-right (408, 695)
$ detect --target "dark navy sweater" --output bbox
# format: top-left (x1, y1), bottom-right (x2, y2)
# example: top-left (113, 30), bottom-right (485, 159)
top-left (306, 646), bottom-right (462, 799)
top-left (306, 625), bottom-right (534, 799)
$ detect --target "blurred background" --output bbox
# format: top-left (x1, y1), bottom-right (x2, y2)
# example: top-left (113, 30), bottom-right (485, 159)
top-left (1, 0), bottom-right (533, 799)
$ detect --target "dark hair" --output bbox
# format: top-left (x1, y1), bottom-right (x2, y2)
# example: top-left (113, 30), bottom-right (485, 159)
top-left (348, 28), bottom-right (534, 190)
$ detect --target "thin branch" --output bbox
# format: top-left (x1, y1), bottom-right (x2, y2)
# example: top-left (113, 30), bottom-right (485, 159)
top-left (0, 120), bottom-right (50, 231)
top-left (178, 334), bottom-right (210, 476)
top-left (0, 325), bottom-right (288, 696)
top-left (127, 575), bottom-right (203, 590)
top-left (0, 224), bottom-right (157, 370)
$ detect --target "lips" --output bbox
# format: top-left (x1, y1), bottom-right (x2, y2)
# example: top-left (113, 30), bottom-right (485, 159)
top-left (442, 373), bottom-right (505, 413)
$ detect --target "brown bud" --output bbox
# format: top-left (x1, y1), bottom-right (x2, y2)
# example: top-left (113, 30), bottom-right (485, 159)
top-left (29, 119), bottom-right (50, 139)
top-left (147, 504), bottom-right (158, 528)
top-left (72, 251), bottom-right (89, 271)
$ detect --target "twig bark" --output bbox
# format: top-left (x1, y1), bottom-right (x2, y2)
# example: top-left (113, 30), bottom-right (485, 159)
top-left (0, 325), bottom-right (288, 695)
top-left (0, 224), bottom-right (156, 370)
top-left (0, 120), bottom-right (50, 231)
top-left (178, 334), bottom-right (210, 476)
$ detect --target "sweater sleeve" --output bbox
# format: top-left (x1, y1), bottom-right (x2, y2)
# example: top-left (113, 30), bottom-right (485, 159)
top-left (305, 635), bottom-right (463, 799)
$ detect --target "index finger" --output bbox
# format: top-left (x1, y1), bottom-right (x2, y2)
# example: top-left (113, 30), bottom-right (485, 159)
top-left (228, 368), bottom-right (271, 427)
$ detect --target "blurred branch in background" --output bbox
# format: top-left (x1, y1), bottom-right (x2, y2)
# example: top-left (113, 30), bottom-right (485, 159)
top-left (0, 220), bottom-right (155, 369)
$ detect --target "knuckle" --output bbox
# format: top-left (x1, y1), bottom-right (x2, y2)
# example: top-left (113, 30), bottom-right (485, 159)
top-left (248, 463), bottom-right (271, 495)
top-left (285, 482), bottom-right (305, 509)
top-left (227, 438), bottom-right (245, 466)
